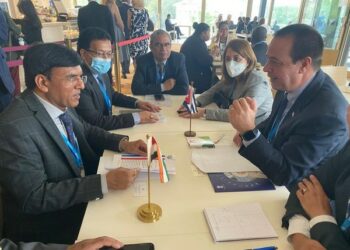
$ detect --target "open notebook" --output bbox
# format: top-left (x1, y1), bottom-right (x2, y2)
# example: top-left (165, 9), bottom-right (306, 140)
top-left (204, 202), bottom-right (277, 242)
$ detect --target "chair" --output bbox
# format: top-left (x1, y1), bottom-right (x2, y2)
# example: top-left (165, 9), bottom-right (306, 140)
top-left (168, 27), bottom-right (178, 41)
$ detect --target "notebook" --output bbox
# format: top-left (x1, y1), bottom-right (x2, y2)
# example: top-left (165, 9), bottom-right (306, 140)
top-left (186, 136), bottom-right (215, 148)
top-left (204, 202), bottom-right (278, 242)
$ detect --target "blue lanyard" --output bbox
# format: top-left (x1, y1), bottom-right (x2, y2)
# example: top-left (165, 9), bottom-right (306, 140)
top-left (341, 198), bottom-right (350, 232)
top-left (96, 78), bottom-right (112, 114)
top-left (60, 132), bottom-right (83, 168)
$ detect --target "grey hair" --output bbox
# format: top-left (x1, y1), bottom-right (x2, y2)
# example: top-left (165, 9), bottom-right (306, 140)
top-left (150, 29), bottom-right (171, 45)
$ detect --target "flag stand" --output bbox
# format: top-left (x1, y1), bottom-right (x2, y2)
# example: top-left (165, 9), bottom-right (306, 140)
top-left (137, 135), bottom-right (162, 223)
top-left (184, 114), bottom-right (196, 137)
top-left (184, 82), bottom-right (197, 137)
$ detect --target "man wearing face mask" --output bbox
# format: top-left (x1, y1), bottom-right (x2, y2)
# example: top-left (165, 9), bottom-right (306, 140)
top-left (178, 39), bottom-right (273, 124)
top-left (76, 27), bottom-right (160, 131)
top-left (228, 24), bottom-right (348, 190)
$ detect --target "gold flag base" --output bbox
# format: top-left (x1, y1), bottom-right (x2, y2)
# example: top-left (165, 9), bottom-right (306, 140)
top-left (137, 203), bottom-right (162, 223)
top-left (184, 130), bottom-right (196, 137)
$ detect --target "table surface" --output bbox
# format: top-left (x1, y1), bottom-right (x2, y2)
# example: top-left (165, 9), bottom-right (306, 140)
top-left (78, 95), bottom-right (292, 249)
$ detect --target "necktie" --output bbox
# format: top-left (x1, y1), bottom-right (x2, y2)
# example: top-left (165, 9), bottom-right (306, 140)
top-left (59, 112), bottom-right (78, 149)
top-left (267, 93), bottom-right (288, 142)
top-left (157, 62), bottom-right (165, 84)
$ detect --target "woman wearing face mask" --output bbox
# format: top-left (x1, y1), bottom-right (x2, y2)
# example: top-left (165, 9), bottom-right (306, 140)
top-left (178, 39), bottom-right (273, 124)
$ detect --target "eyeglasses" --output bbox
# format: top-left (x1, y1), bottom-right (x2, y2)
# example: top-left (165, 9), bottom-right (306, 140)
top-left (153, 42), bottom-right (171, 49)
top-left (86, 49), bottom-right (114, 58)
top-left (65, 74), bottom-right (87, 84)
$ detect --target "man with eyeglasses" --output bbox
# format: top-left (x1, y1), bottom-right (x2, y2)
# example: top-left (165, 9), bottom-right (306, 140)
top-left (228, 24), bottom-right (348, 189)
top-left (131, 29), bottom-right (189, 95)
top-left (0, 43), bottom-right (148, 244)
top-left (76, 27), bottom-right (160, 131)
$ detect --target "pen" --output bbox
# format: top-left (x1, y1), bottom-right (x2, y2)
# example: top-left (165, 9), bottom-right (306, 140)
top-left (245, 246), bottom-right (278, 250)
top-left (214, 134), bottom-right (225, 144)
top-left (177, 110), bottom-right (187, 114)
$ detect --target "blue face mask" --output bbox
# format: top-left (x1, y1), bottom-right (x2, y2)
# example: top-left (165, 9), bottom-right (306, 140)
top-left (91, 57), bottom-right (111, 74)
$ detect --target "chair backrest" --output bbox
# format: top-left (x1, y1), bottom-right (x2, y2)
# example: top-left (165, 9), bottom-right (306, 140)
top-left (321, 65), bottom-right (347, 86)
top-left (322, 48), bottom-right (338, 66)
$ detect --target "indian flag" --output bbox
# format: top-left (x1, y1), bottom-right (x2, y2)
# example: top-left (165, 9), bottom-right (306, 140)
top-left (147, 136), bottom-right (169, 183)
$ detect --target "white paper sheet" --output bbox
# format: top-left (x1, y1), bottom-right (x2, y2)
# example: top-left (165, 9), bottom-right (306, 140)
top-left (191, 145), bottom-right (259, 173)
top-left (204, 202), bottom-right (277, 242)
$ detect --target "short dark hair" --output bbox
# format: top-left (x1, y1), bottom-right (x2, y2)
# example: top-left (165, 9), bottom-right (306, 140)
top-left (77, 27), bottom-right (112, 54)
top-left (274, 24), bottom-right (323, 69)
top-left (251, 26), bottom-right (267, 45)
top-left (192, 22), bottom-right (210, 36)
top-left (23, 43), bottom-right (82, 90)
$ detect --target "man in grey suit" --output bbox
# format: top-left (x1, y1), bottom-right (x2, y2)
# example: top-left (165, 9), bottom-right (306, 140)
top-left (0, 43), bottom-right (146, 244)
top-left (229, 24), bottom-right (348, 189)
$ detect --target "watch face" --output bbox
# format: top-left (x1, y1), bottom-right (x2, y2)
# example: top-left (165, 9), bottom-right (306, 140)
top-left (208, 171), bottom-right (275, 192)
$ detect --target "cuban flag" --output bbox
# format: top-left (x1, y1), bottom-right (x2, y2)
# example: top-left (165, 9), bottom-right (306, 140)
top-left (147, 136), bottom-right (169, 183)
top-left (183, 86), bottom-right (198, 114)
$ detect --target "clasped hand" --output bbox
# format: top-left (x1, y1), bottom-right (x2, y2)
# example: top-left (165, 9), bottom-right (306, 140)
top-left (228, 97), bottom-right (257, 133)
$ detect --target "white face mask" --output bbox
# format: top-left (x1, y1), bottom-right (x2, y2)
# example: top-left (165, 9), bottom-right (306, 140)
top-left (225, 60), bottom-right (247, 78)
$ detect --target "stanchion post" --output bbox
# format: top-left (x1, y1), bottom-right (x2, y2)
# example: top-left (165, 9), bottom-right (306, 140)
top-left (113, 43), bottom-right (122, 93)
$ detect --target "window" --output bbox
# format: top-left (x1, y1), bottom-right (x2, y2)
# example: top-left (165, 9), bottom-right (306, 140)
top-left (270, 0), bottom-right (302, 29)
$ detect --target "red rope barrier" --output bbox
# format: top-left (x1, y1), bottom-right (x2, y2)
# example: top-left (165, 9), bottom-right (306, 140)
top-left (117, 34), bottom-right (150, 47)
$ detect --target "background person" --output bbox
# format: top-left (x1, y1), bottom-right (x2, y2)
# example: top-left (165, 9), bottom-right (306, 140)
top-left (127, 0), bottom-right (149, 66)
top-left (180, 22), bottom-right (214, 94)
top-left (15, 0), bottom-right (42, 44)
top-left (179, 39), bottom-right (272, 124)
top-left (118, 0), bottom-right (132, 76)
top-left (131, 29), bottom-right (189, 95)
top-left (251, 26), bottom-right (268, 65)
top-left (209, 21), bottom-right (229, 60)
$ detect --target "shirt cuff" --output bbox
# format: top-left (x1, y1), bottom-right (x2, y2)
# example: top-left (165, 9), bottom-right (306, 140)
top-left (310, 215), bottom-right (337, 229)
top-left (160, 83), bottom-right (165, 92)
top-left (287, 215), bottom-right (310, 242)
top-left (118, 137), bottom-right (129, 152)
top-left (132, 112), bottom-right (141, 124)
top-left (242, 130), bottom-right (261, 147)
top-left (101, 174), bottom-right (109, 194)
top-left (134, 100), bottom-right (139, 108)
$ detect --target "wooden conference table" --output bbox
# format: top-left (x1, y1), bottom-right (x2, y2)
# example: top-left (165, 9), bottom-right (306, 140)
top-left (78, 96), bottom-right (292, 250)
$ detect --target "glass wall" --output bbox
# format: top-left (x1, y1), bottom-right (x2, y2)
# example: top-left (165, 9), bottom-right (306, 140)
top-left (161, 0), bottom-right (201, 35)
top-left (205, 0), bottom-right (248, 32)
top-left (251, 0), bottom-right (262, 18)
top-left (270, 0), bottom-right (302, 30)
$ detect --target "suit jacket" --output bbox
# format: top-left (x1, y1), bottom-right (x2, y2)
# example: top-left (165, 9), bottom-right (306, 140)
top-left (118, 2), bottom-right (131, 39)
top-left (0, 9), bottom-right (14, 112)
top-left (282, 142), bottom-right (350, 250)
top-left (196, 70), bottom-right (272, 124)
top-left (131, 51), bottom-right (189, 95)
top-left (0, 90), bottom-right (126, 244)
top-left (0, 239), bottom-right (67, 250)
top-left (77, 1), bottom-right (115, 43)
top-left (252, 42), bottom-right (268, 66)
top-left (180, 35), bottom-right (213, 94)
top-left (76, 64), bottom-right (137, 130)
top-left (239, 70), bottom-right (348, 189)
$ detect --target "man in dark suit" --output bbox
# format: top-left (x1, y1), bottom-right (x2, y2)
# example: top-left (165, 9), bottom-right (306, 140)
top-left (251, 26), bottom-right (268, 66)
top-left (76, 27), bottom-right (160, 131)
top-left (228, 24), bottom-right (348, 189)
top-left (0, 43), bottom-right (147, 244)
top-left (131, 29), bottom-right (189, 95)
top-left (77, 0), bottom-right (115, 44)
top-left (0, 8), bottom-right (14, 112)
top-left (282, 106), bottom-right (350, 250)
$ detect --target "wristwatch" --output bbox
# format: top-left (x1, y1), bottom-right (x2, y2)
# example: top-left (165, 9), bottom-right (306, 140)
top-left (241, 128), bottom-right (258, 141)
